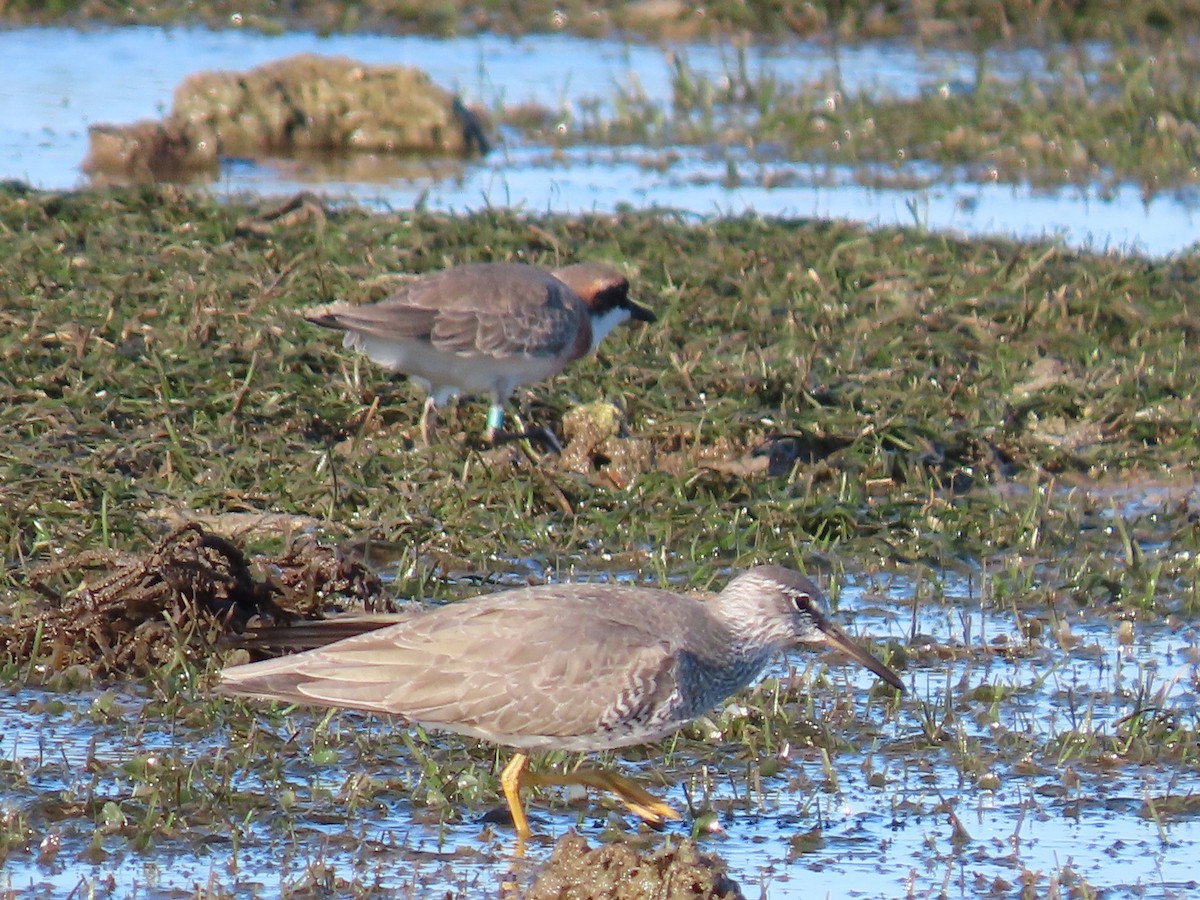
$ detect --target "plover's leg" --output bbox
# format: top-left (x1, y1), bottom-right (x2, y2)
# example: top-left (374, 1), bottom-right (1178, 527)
top-left (484, 404), bottom-right (506, 444)
top-left (491, 410), bottom-right (564, 454)
top-left (420, 396), bottom-right (438, 446)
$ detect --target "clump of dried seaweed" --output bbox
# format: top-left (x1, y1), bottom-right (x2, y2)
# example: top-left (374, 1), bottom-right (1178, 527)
top-left (8, 523), bottom-right (382, 677)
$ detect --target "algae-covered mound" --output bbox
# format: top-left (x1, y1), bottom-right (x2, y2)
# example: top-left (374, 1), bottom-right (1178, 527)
top-left (84, 53), bottom-right (490, 183)
top-left (9, 523), bottom-right (384, 677)
top-left (527, 832), bottom-right (744, 900)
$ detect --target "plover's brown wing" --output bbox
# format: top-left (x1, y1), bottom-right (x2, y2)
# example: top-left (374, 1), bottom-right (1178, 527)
top-left (428, 271), bottom-right (585, 360)
top-left (301, 265), bottom-right (506, 343)
top-left (437, 301), bottom-right (581, 360)
top-left (303, 264), bottom-right (592, 360)
top-left (302, 299), bottom-right (439, 342)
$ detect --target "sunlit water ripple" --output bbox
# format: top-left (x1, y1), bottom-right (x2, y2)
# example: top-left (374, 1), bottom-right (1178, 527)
top-left (1, 27), bottom-right (1195, 256)
top-left (2, 567), bottom-right (1197, 897)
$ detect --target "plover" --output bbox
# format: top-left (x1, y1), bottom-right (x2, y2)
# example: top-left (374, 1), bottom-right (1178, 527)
top-left (303, 261), bottom-right (655, 446)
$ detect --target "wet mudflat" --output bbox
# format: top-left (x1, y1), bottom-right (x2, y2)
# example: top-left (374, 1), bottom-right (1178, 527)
top-left (3, 3), bottom-right (1200, 896)
top-left (4, 26), bottom-right (1200, 253)
top-left (1, 184), bottom-right (1199, 896)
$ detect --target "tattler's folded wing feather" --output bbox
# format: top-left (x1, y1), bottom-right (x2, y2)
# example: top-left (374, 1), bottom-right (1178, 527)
top-left (218, 588), bottom-right (689, 750)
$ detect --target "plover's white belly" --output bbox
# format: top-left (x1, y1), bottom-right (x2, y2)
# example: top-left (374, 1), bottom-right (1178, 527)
top-left (350, 333), bottom-right (567, 398)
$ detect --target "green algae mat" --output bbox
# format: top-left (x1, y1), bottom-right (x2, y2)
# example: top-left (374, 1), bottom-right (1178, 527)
top-left (2, 184), bottom-right (1199, 896)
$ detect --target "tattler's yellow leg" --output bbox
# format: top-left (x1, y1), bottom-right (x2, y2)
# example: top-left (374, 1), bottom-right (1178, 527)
top-left (499, 752), bottom-right (533, 839)
top-left (523, 766), bottom-right (681, 826)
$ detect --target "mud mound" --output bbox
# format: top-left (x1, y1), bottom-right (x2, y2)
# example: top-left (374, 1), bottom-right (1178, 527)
top-left (10, 523), bottom-right (382, 676)
top-left (527, 831), bottom-right (744, 900)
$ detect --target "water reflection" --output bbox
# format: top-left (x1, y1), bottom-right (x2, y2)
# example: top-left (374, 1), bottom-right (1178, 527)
top-left (1, 27), bottom-right (1195, 255)
top-left (1, 567), bottom-right (1196, 897)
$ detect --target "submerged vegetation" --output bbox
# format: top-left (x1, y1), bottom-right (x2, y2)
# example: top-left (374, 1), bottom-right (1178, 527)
top-left (0, 174), bottom-right (1198, 894)
top-left (5, 0), bottom-right (1200, 44)
top-left (3, 184), bottom-right (1200, 622)
top-left (574, 40), bottom-right (1200, 192)
top-left (1, 5), bottom-right (1200, 891)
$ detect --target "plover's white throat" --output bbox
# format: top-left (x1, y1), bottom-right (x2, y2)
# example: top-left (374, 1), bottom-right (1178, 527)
top-left (304, 261), bottom-right (655, 445)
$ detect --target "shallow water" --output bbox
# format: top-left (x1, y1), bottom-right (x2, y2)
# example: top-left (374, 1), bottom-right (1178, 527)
top-left (3, 23), bottom-right (1199, 898)
top-left (1, 26), bottom-right (1195, 255)
top-left (2, 568), bottom-right (1197, 898)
